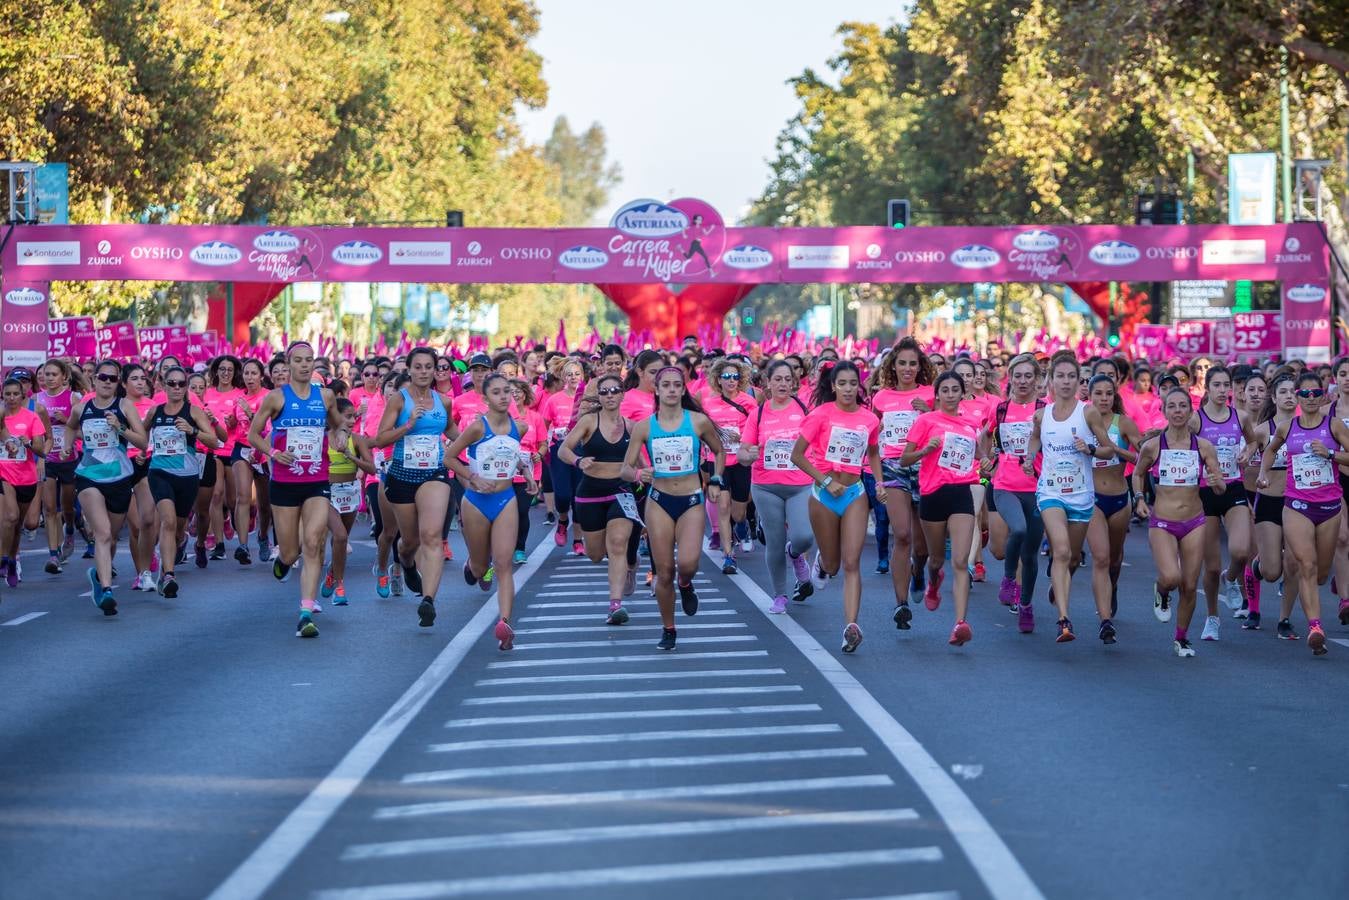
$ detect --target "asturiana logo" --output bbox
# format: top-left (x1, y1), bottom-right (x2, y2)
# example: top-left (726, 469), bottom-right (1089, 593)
top-left (722, 245), bottom-right (773, 270)
top-left (332, 240), bottom-right (383, 266)
top-left (558, 246), bottom-right (609, 270)
top-left (253, 231), bottom-right (300, 253)
top-left (950, 245), bottom-right (1000, 269)
top-left (4, 288), bottom-right (45, 307)
top-left (1286, 283), bottom-right (1326, 304)
top-left (611, 200), bottom-right (690, 238)
top-left (190, 241), bottom-right (243, 267)
top-left (1088, 240), bottom-right (1140, 266)
top-left (1012, 230), bottom-right (1060, 252)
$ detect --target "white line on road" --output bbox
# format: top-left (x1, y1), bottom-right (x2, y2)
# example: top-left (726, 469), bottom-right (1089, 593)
top-left (400, 746), bottom-right (866, 785)
top-left (203, 537), bottom-right (556, 900)
top-left (476, 667), bottom-right (785, 686)
top-left (485, 650), bottom-right (768, 669)
top-left (845, 893), bottom-right (961, 900)
top-left (343, 806), bottom-right (915, 860)
top-left (514, 622), bottom-right (746, 635)
top-left (374, 774), bottom-right (893, 819)
top-left (534, 593), bottom-right (726, 600)
top-left (427, 723), bottom-right (842, 753)
top-left (461, 684), bottom-right (803, 705)
top-left (0, 612), bottom-right (47, 626)
top-left (444, 703), bottom-right (821, 728)
top-left (513, 635), bottom-right (756, 650)
top-left (315, 848), bottom-right (940, 900)
top-left (1330, 638), bottom-right (1349, 649)
top-left (717, 551), bottom-right (1046, 900)
top-left (519, 609), bottom-right (735, 622)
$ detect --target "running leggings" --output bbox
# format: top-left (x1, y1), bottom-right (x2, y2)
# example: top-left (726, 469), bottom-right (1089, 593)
top-left (992, 489), bottom-right (1043, 601)
top-left (513, 482), bottom-right (531, 552)
top-left (861, 473), bottom-right (890, 561)
top-left (549, 441), bottom-right (582, 518)
top-left (750, 482), bottom-right (816, 598)
top-left (365, 482), bottom-right (383, 540)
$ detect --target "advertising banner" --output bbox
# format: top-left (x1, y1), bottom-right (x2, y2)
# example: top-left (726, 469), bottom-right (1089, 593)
top-left (0, 277), bottom-right (50, 369)
top-left (1133, 324), bottom-right (1174, 361)
top-left (1281, 280), bottom-right (1332, 363)
top-left (47, 316), bottom-right (96, 359)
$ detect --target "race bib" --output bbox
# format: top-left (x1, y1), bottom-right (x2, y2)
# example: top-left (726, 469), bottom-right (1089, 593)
top-left (403, 433), bottom-right (442, 470)
top-left (1214, 444), bottom-right (1241, 481)
top-left (518, 449), bottom-right (535, 471)
top-left (1049, 456), bottom-right (1087, 494)
top-left (652, 435), bottom-right (693, 475)
top-left (50, 427), bottom-right (66, 456)
top-left (764, 438), bottom-right (796, 472)
top-left (938, 432), bottom-right (976, 474)
top-left (151, 425), bottom-right (187, 457)
top-left (881, 411), bottom-right (918, 450)
top-left (616, 491), bottom-right (644, 525)
top-left (330, 479), bottom-right (361, 514)
top-left (824, 425), bottom-right (867, 468)
top-left (719, 426), bottom-right (741, 456)
top-left (473, 435), bottom-right (520, 480)
top-left (1292, 452), bottom-right (1333, 491)
top-left (551, 426), bottom-right (569, 443)
top-left (286, 426), bottom-right (322, 463)
top-left (1273, 444), bottom-right (1288, 469)
top-left (82, 419), bottom-right (115, 451)
top-left (375, 453), bottom-right (391, 476)
top-left (1157, 449), bottom-right (1199, 487)
top-left (999, 421), bottom-right (1032, 457)
top-left (0, 439), bottom-right (25, 461)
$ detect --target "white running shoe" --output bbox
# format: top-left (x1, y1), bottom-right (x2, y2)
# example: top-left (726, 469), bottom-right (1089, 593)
top-left (1200, 615), bottom-right (1221, 641)
top-left (1153, 585), bottom-right (1172, 622)
top-left (740, 538), bottom-right (753, 554)
top-left (1174, 638), bottom-right (1195, 658)
top-left (1221, 576), bottom-right (1243, 610)
top-left (810, 551), bottom-right (829, 591)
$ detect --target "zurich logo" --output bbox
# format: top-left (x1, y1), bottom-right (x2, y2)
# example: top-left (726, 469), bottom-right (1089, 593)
top-left (610, 199), bottom-right (690, 238)
top-left (97, 240), bottom-right (112, 255)
top-left (190, 241), bottom-right (243, 266)
top-left (866, 243), bottom-right (882, 259)
top-left (467, 241), bottom-right (482, 255)
top-left (332, 240), bottom-right (383, 266)
top-left (4, 287), bottom-right (45, 306)
top-left (1088, 240), bottom-right (1140, 266)
top-left (558, 245), bottom-right (609, 270)
top-left (1012, 229), bottom-right (1060, 252)
top-left (1286, 283), bottom-right (1326, 304)
top-left (722, 245), bottom-right (773, 270)
top-left (1285, 237), bottom-right (1300, 253)
top-left (253, 230), bottom-right (301, 253)
top-left (950, 245), bottom-right (1000, 269)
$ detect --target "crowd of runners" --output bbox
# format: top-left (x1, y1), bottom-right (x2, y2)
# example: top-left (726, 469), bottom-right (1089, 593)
top-left (2, 336), bottom-right (1345, 658)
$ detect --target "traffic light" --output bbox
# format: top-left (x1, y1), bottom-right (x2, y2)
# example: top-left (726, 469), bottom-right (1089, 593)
top-left (742, 306), bottom-right (755, 326)
top-left (1107, 314), bottom-right (1122, 348)
top-left (887, 198), bottom-right (910, 229)
top-left (445, 210), bottom-right (464, 227)
top-left (1134, 193), bottom-right (1182, 225)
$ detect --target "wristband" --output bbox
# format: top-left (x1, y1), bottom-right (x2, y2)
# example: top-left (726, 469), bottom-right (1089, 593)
top-left (820, 475), bottom-right (833, 489)
top-left (708, 475), bottom-right (725, 488)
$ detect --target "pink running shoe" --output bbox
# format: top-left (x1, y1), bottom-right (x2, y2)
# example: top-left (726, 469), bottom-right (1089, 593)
top-left (769, 595), bottom-right (788, 615)
top-left (997, 577), bottom-right (1017, 606)
top-left (789, 543), bottom-right (810, 584)
top-left (494, 619), bottom-right (515, 651)
top-left (1339, 600), bottom-right (1349, 627)
top-left (949, 620), bottom-right (973, 646)
top-left (1017, 602), bottom-right (1035, 634)
top-left (923, 568), bottom-right (944, 611)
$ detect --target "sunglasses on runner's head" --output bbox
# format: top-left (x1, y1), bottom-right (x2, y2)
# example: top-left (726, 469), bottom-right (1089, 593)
top-left (596, 386), bottom-right (623, 396)
top-left (95, 373), bottom-right (119, 384)
top-left (363, 369), bottom-right (378, 377)
top-left (1297, 388), bottom-right (1326, 399)
top-left (164, 380), bottom-right (186, 388)
top-left (436, 364), bottom-right (452, 372)
top-left (719, 371), bottom-right (741, 380)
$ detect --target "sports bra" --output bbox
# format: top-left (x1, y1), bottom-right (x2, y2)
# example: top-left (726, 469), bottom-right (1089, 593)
top-left (581, 414), bottom-right (630, 464)
top-left (647, 410), bottom-right (700, 478)
top-left (327, 434), bottom-right (357, 477)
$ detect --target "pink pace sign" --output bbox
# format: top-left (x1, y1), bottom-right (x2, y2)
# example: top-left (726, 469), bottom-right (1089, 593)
top-left (137, 325), bottom-right (189, 363)
top-left (1231, 311), bottom-right (1281, 356)
top-left (96, 321), bottom-right (139, 360)
top-left (47, 316), bottom-right (97, 359)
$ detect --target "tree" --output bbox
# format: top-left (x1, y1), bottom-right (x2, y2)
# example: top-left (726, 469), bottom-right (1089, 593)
top-left (543, 116), bottom-right (622, 225)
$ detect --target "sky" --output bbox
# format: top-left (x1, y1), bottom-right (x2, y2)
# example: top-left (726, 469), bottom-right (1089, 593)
top-left (518, 0), bottom-right (908, 225)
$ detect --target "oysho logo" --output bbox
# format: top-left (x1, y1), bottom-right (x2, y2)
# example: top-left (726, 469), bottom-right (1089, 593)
top-left (332, 240), bottom-right (383, 266)
top-left (611, 199), bottom-right (690, 238)
top-left (722, 245), bottom-right (773, 270)
top-left (558, 245), bottom-right (609, 270)
top-left (894, 250), bottom-right (946, 263)
top-left (253, 230), bottom-right (301, 253)
top-left (189, 241), bottom-right (243, 267)
top-left (1285, 283), bottom-right (1327, 304)
top-left (130, 245), bottom-right (184, 260)
top-left (16, 241), bottom-right (80, 266)
top-left (500, 246), bottom-right (552, 261)
top-left (1012, 230), bottom-right (1060, 252)
top-left (389, 241), bottom-right (451, 265)
top-left (1145, 246), bottom-right (1198, 259)
top-left (1088, 240), bottom-right (1140, 266)
top-left (4, 288), bottom-right (45, 307)
top-left (950, 245), bottom-right (1000, 269)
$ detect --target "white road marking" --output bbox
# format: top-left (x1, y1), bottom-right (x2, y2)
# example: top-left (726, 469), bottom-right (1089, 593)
top-left (476, 667), bottom-right (785, 686)
top-left (514, 622), bottom-right (746, 635)
top-left (461, 684), bottom-right (803, 705)
top-left (513, 635), bottom-right (756, 650)
top-left (1330, 638), bottom-right (1349, 649)
top-left (203, 537), bottom-right (556, 900)
top-left (846, 893), bottom-right (961, 900)
top-left (374, 773), bottom-right (892, 819)
top-left (444, 703), bottom-right (821, 728)
top-left (400, 746), bottom-right (866, 785)
top-left (427, 723), bottom-right (842, 753)
top-left (343, 807), bottom-right (914, 860)
top-left (0, 611), bottom-right (47, 626)
top-left (519, 608), bottom-right (735, 622)
top-left (315, 848), bottom-right (940, 899)
top-left (717, 551), bottom-right (1047, 900)
top-left (534, 592), bottom-right (726, 600)
top-left (485, 650), bottom-right (768, 669)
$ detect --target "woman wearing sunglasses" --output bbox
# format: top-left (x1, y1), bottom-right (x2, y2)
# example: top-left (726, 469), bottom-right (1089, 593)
top-left (1256, 371), bottom-right (1349, 656)
top-left (320, 398), bottom-right (376, 606)
top-left (143, 366), bottom-right (220, 598)
top-left (120, 364), bottom-right (159, 593)
top-left (70, 360), bottom-right (149, 615)
top-left (557, 373), bottom-right (641, 624)
top-left (702, 357), bottom-right (757, 574)
top-left (1248, 370), bottom-right (1296, 634)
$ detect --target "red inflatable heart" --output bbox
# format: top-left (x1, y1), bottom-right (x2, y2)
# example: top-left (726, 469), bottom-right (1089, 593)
top-left (595, 282), bottom-right (755, 348)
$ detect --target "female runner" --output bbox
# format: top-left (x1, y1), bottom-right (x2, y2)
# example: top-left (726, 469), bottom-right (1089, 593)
top-left (121, 364), bottom-right (158, 590)
top-left (367, 372), bottom-right (405, 598)
top-left (444, 373), bottom-right (537, 650)
top-left (1236, 371), bottom-right (1268, 621)
top-left (1022, 352), bottom-right (1118, 643)
top-left (71, 360), bottom-right (149, 615)
top-left (201, 355), bottom-right (245, 562)
top-left (621, 367), bottom-right (725, 651)
top-left (1086, 374), bottom-right (1141, 625)
top-left (902, 371), bottom-right (979, 646)
top-left (321, 398), bottom-right (376, 605)
top-left (985, 353), bottom-right (1043, 627)
top-left (542, 357), bottom-right (587, 553)
top-left (953, 356), bottom-right (997, 581)
top-left (792, 361), bottom-right (884, 653)
top-left (701, 357), bottom-right (757, 572)
top-left (1256, 371), bottom-right (1349, 655)
top-left (34, 360), bottom-right (83, 571)
top-left (0, 378), bottom-right (49, 586)
top-left (235, 358), bottom-right (274, 563)
top-left (1249, 370), bottom-right (1296, 633)
top-left (1328, 356), bottom-right (1349, 625)
top-left (1132, 389), bottom-right (1226, 657)
top-left (510, 379), bottom-right (546, 566)
top-left (375, 347), bottom-right (457, 629)
top-left (740, 359), bottom-right (814, 614)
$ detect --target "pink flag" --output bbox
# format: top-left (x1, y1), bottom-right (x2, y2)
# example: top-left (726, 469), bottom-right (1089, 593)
top-left (555, 319), bottom-right (568, 353)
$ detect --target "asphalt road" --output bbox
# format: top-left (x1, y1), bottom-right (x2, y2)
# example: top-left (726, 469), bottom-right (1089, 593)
top-left (1, 509), bottom-right (1346, 900)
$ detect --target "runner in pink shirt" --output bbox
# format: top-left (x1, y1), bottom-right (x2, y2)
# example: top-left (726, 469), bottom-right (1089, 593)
top-left (701, 357), bottom-right (758, 572)
top-left (510, 378), bottom-right (548, 566)
top-left (541, 357), bottom-right (587, 552)
top-left (902, 370), bottom-right (983, 647)
top-left (201, 356), bottom-right (246, 563)
top-left (740, 360), bottom-right (814, 613)
top-left (232, 358), bottom-right (273, 563)
top-left (953, 357), bottom-right (999, 583)
top-left (790, 361), bottom-right (883, 654)
top-left (122, 364), bottom-right (159, 590)
top-left (983, 353), bottom-right (1045, 618)
top-left (0, 377), bottom-right (48, 586)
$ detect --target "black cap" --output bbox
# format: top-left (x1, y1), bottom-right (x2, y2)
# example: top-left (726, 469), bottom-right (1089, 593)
top-left (468, 353), bottom-right (492, 369)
